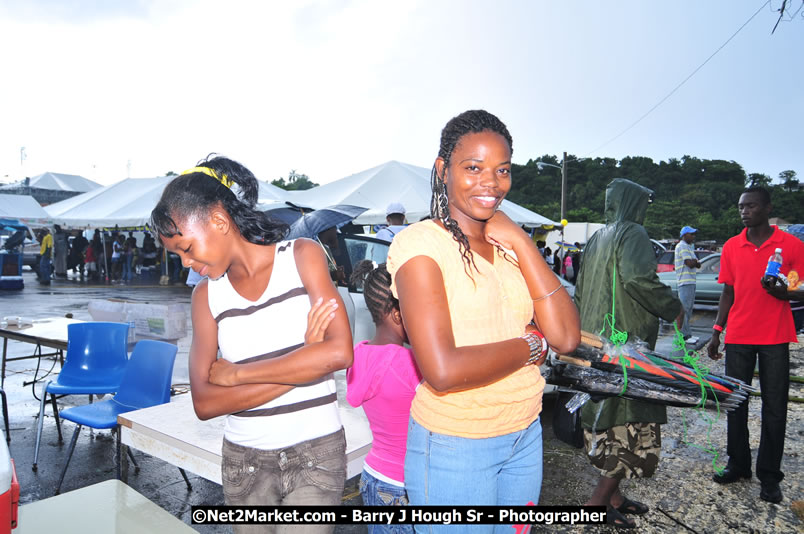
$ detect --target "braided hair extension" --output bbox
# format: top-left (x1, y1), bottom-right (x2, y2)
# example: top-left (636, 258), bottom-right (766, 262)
top-left (430, 110), bottom-right (513, 276)
top-left (350, 260), bottom-right (398, 325)
top-left (150, 154), bottom-right (289, 245)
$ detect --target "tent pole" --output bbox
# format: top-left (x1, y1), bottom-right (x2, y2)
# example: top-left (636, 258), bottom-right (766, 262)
top-left (102, 231), bottom-right (109, 284)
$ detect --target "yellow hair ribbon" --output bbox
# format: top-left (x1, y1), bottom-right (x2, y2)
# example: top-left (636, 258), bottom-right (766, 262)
top-left (180, 166), bottom-right (234, 190)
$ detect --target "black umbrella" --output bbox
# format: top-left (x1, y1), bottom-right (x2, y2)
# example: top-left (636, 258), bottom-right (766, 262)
top-left (285, 205), bottom-right (368, 240)
top-left (262, 202), bottom-right (313, 225)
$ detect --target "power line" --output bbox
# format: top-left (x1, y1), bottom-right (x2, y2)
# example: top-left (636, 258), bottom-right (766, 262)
top-left (585, 1), bottom-right (770, 158)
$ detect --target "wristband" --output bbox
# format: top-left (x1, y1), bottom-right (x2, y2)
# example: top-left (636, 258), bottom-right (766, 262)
top-left (521, 331), bottom-right (548, 365)
top-left (712, 324), bottom-right (723, 333)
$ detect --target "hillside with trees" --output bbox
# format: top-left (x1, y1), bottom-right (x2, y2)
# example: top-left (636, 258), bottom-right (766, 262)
top-left (507, 155), bottom-right (802, 243)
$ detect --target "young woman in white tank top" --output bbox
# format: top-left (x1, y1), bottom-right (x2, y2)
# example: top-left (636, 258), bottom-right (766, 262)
top-left (151, 156), bottom-right (353, 534)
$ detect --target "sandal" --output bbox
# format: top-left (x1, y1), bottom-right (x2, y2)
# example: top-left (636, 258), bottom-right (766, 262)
top-left (617, 497), bottom-right (649, 515)
top-left (606, 506), bottom-right (636, 529)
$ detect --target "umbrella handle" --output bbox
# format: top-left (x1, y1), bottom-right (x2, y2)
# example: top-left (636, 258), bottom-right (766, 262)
top-left (316, 237), bottom-right (337, 268)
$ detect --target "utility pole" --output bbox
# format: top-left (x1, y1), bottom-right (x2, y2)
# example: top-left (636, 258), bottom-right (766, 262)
top-left (560, 151), bottom-right (567, 224)
top-left (560, 151), bottom-right (567, 244)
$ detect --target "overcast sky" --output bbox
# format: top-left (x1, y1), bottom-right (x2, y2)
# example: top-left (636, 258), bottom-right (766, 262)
top-left (1, 0), bottom-right (801, 186)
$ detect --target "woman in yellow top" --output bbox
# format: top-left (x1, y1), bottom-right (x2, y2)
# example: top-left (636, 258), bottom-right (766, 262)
top-left (387, 110), bottom-right (580, 530)
top-left (38, 228), bottom-right (53, 285)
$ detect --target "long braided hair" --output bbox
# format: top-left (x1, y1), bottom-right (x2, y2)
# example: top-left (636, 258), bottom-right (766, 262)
top-left (150, 155), bottom-right (289, 245)
top-left (350, 260), bottom-right (397, 325)
top-left (431, 110), bottom-right (513, 275)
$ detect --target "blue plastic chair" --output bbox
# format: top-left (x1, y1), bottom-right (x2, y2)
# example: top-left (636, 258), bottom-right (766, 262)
top-left (33, 322), bottom-right (130, 471)
top-left (54, 339), bottom-right (178, 495)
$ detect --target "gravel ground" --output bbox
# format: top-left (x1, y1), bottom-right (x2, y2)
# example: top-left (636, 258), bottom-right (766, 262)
top-left (537, 332), bottom-right (804, 534)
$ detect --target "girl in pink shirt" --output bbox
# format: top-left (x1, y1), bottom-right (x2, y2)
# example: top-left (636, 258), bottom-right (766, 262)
top-left (347, 261), bottom-right (421, 534)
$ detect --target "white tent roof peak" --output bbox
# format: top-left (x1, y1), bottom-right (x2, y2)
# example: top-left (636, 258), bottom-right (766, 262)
top-left (3, 172), bottom-right (103, 192)
top-left (44, 175), bottom-right (291, 228)
top-left (0, 194), bottom-right (51, 223)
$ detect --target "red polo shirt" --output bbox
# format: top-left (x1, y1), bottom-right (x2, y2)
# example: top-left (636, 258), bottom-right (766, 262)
top-left (719, 226), bottom-right (804, 345)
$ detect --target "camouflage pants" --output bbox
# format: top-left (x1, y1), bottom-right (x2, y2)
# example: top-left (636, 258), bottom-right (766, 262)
top-left (584, 422), bottom-right (661, 480)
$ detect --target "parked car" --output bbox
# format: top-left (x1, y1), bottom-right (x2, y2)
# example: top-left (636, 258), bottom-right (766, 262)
top-left (656, 249), bottom-right (713, 273)
top-left (339, 234), bottom-right (391, 343)
top-left (657, 253), bottom-right (722, 305)
top-left (650, 239), bottom-right (667, 258)
top-left (0, 224), bottom-right (40, 269)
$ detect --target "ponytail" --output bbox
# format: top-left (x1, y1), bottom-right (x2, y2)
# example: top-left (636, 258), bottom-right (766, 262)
top-left (150, 154), bottom-right (289, 245)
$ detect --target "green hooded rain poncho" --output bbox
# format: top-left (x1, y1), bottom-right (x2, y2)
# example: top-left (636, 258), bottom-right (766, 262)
top-left (576, 178), bottom-right (682, 431)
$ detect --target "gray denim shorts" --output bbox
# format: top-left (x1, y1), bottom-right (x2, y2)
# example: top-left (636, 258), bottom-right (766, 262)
top-left (222, 428), bottom-right (346, 534)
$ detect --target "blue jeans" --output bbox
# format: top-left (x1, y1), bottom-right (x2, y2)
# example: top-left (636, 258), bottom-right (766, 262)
top-left (359, 470), bottom-right (413, 534)
top-left (405, 417), bottom-right (543, 534)
top-left (39, 254), bottom-right (51, 282)
top-left (122, 253), bottom-right (133, 281)
top-left (677, 284), bottom-right (695, 337)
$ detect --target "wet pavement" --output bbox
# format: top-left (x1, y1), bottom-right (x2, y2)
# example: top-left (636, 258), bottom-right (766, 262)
top-left (3, 269), bottom-right (799, 533)
top-left (1, 271), bottom-right (363, 533)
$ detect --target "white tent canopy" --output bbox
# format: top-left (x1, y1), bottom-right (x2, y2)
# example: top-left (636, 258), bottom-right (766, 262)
top-left (44, 176), bottom-right (290, 228)
top-left (0, 172), bottom-right (101, 192)
top-left (45, 177), bottom-right (173, 228)
top-left (285, 160), bottom-right (557, 227)
top-left (0, 194), bottom-right (51, 224)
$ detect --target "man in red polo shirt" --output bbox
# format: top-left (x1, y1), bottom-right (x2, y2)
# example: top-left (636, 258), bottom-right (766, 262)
top-left (707, 186), bottom-right (804, 504)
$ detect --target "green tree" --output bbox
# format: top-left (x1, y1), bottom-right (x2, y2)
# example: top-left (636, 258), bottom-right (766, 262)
top-left (779, 170), bottom-right (799, 192)
top-left (272, 170), bottom-right (318, 191)
top-left (747, 172), bottom-right (771, 187)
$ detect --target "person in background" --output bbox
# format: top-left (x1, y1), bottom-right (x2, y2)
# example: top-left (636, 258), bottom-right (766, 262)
top-left (552, 249), bottom-right (562, 276)
top-left (84, 236), bottom-right (98, 281)
top-left (536, 240), bottom-right (546, 257)
top-left (141, 232), bottom-right (158, 267)
top-left (122, 232), bottom-right (137, 283)
top-left (563, 251), bottom-right (574, 282)
top-left (347, 260), bottom-right (420, 534)
top-left (69, 230), bottom-right (88, 279)
top-left (53, 224), bottom-right (68, 278)
top-left (675, 226), bottom-right (701, 344)
top-left (388, 110), bottom-right (579, 533)
top-left (89, 230), bottom-right (103, 281)
top-left (374, 203), bottom-right (407, 243)
top-left (575, 178), bottom-right (683, 529)
top-left (707, 186), bottom-right (804, 504)
top-left (38, 227), bottom-right (53, 284)
top-left (571, 242), bottom-right (582, 284)
top-left (544, 246), bottom-right (554, 267)
top-left (111, 233), bottom-right (124, 281)
top-left (151, 155), bottom-right (353, 534)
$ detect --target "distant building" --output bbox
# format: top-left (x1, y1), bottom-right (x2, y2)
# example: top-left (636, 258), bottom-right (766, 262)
top-left (0, 172), bottom-right (101, 205)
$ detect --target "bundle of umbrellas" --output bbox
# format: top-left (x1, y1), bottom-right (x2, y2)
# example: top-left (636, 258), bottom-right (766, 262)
top-left (545, 331), bottom-right (756, 413)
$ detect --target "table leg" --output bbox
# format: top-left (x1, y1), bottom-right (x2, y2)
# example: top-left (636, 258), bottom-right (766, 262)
top-left (118, 428), bottom-right (129, 483)
top-left (1, 337), bottom-right (7, 389)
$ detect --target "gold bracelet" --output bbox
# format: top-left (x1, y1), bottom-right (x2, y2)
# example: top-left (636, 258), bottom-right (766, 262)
top-left (532, 284), bottom-right (563, 303)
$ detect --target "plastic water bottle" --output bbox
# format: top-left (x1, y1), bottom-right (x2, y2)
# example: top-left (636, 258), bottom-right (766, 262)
top-left (763, 248), bottom-right (783, 286)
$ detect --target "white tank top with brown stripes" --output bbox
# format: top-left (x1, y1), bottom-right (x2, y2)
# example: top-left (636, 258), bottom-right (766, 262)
top-left (207, 239), bottom-right (342, 450)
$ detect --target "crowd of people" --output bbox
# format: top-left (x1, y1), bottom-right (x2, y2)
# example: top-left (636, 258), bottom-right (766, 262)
top-left (34, 226), bottom-right (184, 285)
top-left (145, 110), bottom-right (801, 533)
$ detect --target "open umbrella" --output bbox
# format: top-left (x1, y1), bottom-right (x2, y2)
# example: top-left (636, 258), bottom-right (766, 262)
top-left (286, 204), bottom-right (368, 240)
top-left (555, 241), bottom-right (580, 252)
top-left (261, 201), bottom-right (314, 225)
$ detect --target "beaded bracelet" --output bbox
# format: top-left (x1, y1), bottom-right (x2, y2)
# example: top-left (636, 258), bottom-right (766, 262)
top-left (521, 331), bottom-right (548, 365)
